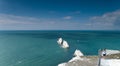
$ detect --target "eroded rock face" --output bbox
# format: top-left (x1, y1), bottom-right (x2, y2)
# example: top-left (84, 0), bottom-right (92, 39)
top-left (58, 49), bottom-right (120, 66)
top-left (66, 58), bottom-right (98, 66)
top-left (58, 53), bottom-right (120, 66)
top-left (106, 53), bottom-right (120, 59)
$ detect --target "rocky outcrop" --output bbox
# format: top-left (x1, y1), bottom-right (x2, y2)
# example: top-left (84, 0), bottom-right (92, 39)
top-left (58, 49), bottom-right (120, 66)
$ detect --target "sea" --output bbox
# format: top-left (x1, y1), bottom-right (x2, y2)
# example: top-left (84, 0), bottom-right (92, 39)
top-left (0, 30), bottom-right (120, 66)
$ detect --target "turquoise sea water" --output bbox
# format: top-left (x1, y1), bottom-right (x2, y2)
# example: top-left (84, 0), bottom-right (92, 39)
top-left (0, 30), bottom-right (120, 66)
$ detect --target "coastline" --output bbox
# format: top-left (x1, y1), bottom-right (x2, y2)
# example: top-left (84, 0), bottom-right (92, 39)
top-left (58, 49), bottom-right (120, 66)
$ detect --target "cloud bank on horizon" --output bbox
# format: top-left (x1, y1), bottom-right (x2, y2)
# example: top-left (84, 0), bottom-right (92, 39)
top-left (0, 0), bottom-right (120, 30)
top-left (0, 10), bottom-right (120, 30)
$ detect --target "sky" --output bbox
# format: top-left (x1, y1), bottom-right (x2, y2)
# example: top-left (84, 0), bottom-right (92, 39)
top-left (0, 0), bottom-right (120, 30)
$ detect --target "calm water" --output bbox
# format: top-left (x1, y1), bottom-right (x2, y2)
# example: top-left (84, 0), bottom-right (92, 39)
top-left (0, 30), bottom-right (120, 66)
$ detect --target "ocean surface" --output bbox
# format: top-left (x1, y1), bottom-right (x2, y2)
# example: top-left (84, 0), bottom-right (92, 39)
top-left (0, 30), bottom-right (120, 66)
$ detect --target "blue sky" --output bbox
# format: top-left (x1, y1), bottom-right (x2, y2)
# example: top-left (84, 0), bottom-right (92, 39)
top-left (0, 0), bottom-right (120, 30)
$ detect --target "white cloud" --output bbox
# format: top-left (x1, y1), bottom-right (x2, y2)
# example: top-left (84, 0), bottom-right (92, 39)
top-left (0, 13), bottom-right (83, 30)
top-left (1, 10), bottom-right (120, 30)
top-left (89, 10), bottom-right (120, 30)
top-left (0, 14), bottom-right (52, 30)
top-left (63, 16), bottom-right (72, 20)
top-left (0, 14), bottom-right (40, 25)
top-left (72, 11), bottom-right (80, 14)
